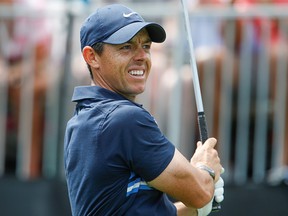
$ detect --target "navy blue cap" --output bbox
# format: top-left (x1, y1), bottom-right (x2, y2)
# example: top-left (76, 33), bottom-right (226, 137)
top-left (80, 4), bottom-right (166, 50)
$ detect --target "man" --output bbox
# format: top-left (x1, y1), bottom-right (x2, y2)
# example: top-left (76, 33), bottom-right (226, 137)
top-left (64, 4), bottom-right (224, 216)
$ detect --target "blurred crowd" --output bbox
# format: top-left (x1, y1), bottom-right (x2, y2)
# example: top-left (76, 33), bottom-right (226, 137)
top-left (0, 0), bottom-right (52, 178)
top-left (0, 0), bottom-right (287, 185)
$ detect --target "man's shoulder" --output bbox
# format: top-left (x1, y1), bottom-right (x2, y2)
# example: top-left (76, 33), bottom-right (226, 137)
top-left (108, 100), bottom-right (147, 121)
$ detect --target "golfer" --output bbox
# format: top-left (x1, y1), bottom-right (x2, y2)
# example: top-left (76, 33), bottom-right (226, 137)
top-left (64, 4), bottom-right (224, 216)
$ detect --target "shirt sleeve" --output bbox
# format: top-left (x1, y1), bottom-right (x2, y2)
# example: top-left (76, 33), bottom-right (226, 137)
top-left (107, 104), bottom-right (175, 182)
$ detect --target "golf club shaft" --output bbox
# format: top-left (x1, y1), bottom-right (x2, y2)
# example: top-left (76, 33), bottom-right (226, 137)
top-left (180, 0), bottom-right (221, 212)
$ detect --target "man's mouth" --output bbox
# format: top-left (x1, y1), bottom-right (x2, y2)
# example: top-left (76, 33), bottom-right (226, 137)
top-left (128, 70), bottom-right (144, 76)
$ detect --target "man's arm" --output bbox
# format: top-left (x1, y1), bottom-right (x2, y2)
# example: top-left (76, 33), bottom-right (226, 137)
top-left (148, 138), bottom-right (222, 209)
top-left (174, 202), bottom-right (198, 216)
top-left (174, 176), bottom-right (225, 216)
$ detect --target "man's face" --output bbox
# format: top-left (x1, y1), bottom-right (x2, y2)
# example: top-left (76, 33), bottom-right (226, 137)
top-left (93, 29), bottom-right (152, 101)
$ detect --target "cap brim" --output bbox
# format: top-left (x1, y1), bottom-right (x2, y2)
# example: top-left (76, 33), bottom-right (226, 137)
top-left (103, 22), bottom-right (166, 44)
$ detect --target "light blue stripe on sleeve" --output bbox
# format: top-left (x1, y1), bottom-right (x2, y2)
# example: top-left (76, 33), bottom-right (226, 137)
top-left (126, 173), bottom-right (153, 196)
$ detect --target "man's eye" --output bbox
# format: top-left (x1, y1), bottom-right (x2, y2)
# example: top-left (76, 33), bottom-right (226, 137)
top-left (121, 45), bottom-right (131, 50)
top-left (143, 44), bottom-right (151, 49)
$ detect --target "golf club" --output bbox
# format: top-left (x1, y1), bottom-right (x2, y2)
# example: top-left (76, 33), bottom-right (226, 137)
top-left (180, 0), bottom-right (221, 212)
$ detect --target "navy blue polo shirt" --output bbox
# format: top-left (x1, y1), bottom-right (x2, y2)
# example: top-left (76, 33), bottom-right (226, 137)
top-left (64, 86), bottom-right (176, 216)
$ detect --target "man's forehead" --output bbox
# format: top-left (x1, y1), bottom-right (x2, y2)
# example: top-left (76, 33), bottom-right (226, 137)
top-left (127, 28), bottom-right (151, 43)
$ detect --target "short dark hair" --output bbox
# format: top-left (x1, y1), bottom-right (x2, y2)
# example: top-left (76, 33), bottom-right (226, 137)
top-left (87, 42), bottom-right (104, 79)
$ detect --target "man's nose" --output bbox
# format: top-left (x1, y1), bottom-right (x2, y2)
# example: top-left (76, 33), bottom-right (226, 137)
top-left (133, 47), bottom-right (148, 61)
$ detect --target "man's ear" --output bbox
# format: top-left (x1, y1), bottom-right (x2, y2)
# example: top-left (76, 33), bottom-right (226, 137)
top-left (82, 46), bottom-right (99, 68)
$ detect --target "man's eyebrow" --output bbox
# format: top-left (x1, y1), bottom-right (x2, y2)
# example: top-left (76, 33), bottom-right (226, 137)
top-left (127, 37), bottom-right (152, 44)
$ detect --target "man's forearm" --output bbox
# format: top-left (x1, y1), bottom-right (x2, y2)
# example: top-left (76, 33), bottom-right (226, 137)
top-left (174, 201), bottom-right (198, 216)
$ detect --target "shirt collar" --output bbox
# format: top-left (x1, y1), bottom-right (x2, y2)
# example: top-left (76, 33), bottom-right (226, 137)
top-left (71, 86), bottom-right (125, 102)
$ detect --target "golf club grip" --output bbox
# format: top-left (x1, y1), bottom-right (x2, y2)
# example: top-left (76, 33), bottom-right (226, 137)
top-left (198, 112), bottom-right (208, 142)
top-left (197, 112), bottom-right (221, 212)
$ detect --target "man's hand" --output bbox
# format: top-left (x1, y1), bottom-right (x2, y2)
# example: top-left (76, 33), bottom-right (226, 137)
top-left (197, 177), bottom-right (225, 216)
top-left (190, 138), bottom-right (222, 181)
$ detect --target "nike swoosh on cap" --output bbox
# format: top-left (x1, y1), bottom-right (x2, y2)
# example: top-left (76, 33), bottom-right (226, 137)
top-left (123, 12), bottom-right (137, 18)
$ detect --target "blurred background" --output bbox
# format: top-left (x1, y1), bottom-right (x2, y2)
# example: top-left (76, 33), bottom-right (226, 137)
top-left (0, 0), bottom-right (288, 215)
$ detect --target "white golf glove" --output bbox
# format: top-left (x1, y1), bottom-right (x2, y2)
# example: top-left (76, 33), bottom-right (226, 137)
top-left (214, 176), bottom-right (224, 203)
top-left (197, 177), bottom-right (225, 216)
